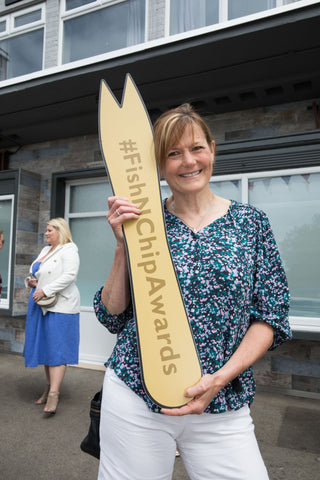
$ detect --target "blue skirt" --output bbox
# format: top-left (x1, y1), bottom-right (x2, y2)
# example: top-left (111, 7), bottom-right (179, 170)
top-left (23, 262), bottom-right (79, 367)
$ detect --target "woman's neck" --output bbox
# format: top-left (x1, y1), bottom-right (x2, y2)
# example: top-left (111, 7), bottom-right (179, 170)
top-left (167, 188), bottom-right (215, 217)
top-left (167, 190), bottom-right (231, 233)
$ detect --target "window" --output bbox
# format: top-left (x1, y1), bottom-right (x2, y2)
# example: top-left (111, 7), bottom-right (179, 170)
top-left (0, 195), bottom-right (14, 310)
top-left (61, 0), bottom-right (146, 64)
top-left (228, 0), bottom-right (277, 20)
top-left (65, 178), bottom-right (116, 307)
top-left (65, 166), bottom-right (320, 331)
top-left (0, 5), bottom-right (44, 81)
top-left (207, 168), bottom-right (320, 331)
top-left (170, 0), bottom-right (219, 35)
top-left (168, 0), bottom-right (307, 36)
top-left (247, 171), bottom-right (320, 323)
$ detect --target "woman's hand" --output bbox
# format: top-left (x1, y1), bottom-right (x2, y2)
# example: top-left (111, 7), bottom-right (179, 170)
top-left (33, 288), bottom-right (45, 302)
top-left (107, 196), bottom-right (141, 244)
top-left (161, 322), bottom-right (274, 417)
top-left (161, 373), bottom-right (225, 416)
top-left (27, 277), bottom-right (38, 288)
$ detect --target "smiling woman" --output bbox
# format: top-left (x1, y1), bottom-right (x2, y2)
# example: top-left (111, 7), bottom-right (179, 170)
top-left (155, 104), bottom-right (230, 231)
top-left (93, 103), bottom-right (291, 480)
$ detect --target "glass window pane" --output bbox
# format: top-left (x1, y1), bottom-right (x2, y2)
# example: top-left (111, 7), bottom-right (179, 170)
top-left (65, 0), bottom-right (96, 11)
top-left (210, 179), bottom-right (242, 202)
top-left (14, 9), bottom-right (42, 28)
top-left (63, 0), bottom-right (145, 63)
top-left (70, 182), bottom-right (110, 213)
top-left (0, 21), bottom-right (6, 33)
top-left (228, 0), bottom-right (276, 20)
top-left (160, 184), bottom-right (172, 200)
top-left (160, 180), bottom-right (242, 203)
top-left (248, 173), bottom-right (320, 318)
top-left (0, 197), bottom-right (13, 304)
top-left (0, 29), bottom-right (43, 80)
top-left (170, 0), bottom-right (219, 35)
top-left (69, 216), bottom-right (116, 306)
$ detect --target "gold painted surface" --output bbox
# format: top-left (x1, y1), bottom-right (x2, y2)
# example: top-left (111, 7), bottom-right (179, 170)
top-left (99, 75), bottom-right (201, 408)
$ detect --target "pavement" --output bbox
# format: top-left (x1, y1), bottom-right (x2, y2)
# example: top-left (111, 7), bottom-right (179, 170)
top-left (1, 352), bottom-right (319, 480)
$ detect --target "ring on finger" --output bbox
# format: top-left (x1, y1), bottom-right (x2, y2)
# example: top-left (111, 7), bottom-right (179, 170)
top-left (116, 208), bottom-right (121, 216)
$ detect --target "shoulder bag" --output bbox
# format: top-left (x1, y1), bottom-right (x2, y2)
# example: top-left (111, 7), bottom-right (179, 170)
top-left (80, 389), bottom-right (102, 459)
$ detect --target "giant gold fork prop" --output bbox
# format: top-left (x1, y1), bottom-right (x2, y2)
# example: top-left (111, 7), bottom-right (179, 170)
top-left (99, 74), bottom-right (201, 408)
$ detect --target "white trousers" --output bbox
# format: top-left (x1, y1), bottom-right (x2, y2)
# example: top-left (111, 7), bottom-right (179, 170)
top-left (98, 368), bottom-right (269, 480)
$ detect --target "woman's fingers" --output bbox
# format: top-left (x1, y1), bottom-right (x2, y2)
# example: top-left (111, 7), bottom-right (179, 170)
top-left (161, 374), bottom-right (223, 416)
top-left (106, 196), bottom-right (141, 242)
top-left (107, 196), bottom-right (141, 224)
top-left (33, 289), bottom-right (44, 301)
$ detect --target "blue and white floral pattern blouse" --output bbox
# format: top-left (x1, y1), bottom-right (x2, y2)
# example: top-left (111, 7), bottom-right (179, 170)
top-left (94, 200), bottom-right (291, 414)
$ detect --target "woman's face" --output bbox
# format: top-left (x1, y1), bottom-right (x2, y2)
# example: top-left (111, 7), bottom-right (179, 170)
top-left (45, 225), bottom-right (60, 247)
top-left (162, 124), bottom-right (214, 197)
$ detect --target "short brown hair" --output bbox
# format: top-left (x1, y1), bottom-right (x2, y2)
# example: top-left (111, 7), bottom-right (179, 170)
top-left (153, 103), bottom-right (214, 172)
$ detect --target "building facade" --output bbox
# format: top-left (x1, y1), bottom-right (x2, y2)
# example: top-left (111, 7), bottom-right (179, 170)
top-left (1, 0), bottom-right (320, 396)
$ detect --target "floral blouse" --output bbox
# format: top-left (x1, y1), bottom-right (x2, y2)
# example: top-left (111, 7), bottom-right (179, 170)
top-left (94, 200), bottom-right (291, 414)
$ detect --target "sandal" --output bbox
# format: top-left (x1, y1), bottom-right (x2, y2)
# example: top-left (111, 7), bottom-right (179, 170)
top-left (36, 384), bottom-right (50, 405)
top-left (44, 392), bottom-right (60, 414)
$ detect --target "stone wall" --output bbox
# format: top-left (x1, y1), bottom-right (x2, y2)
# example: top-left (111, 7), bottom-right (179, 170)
top-left (44, 0), bottom-right (59, 69)
top-left (15, 169), bottom-right (42, 314)
top-left (206, 99), bottom-right (316, 144)
top-left (254, 340), bottom-right (320, 395)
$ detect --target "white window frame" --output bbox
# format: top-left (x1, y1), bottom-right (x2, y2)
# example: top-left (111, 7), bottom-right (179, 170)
top-left (58, 0), bottom-right (149, 66)
top-left (64, 176), bottom-right (111, 311)
top-left (64, 176), bottom-right (108, 223)
top-left (0, 194), bottom-right (15, 311)
top-left (164, 0), bottom-right (319, 38)
top-left (63, 166), bottom-right (319, 331)
top-left (161, 165), bottom-right (320, 333)
top-left (0, 4), bottom-right (45, 80)
top-left (0, 4), bottom-right (45, 38)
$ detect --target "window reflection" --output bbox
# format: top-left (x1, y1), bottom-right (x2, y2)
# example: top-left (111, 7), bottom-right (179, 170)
top-left (65, 0), bottom-right (95, 11)
top-left (63, 0), bottom-right (145, 63)
top-left (0, 196), bottom-right (14, 309)
top-left (14, 9), bottom-right (42, 28)
top-left (70, 182), bottom-right (109, 213)
top-left (0, 29), bottom-right (43, 80)
top-left (228, 0), bottom-right (276, 20)
top-left (248, 173), bottom-right (320, 318)
top-left (67, 180), bottom-right (114, 307)
top-left (170, 0), bottom-right (219, 35)
top-left (210, 179), bottom-right (241, 202)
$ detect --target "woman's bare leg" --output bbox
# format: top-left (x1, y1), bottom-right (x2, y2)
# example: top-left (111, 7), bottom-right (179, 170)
top-left (44, 365), bottom-right (66, 413)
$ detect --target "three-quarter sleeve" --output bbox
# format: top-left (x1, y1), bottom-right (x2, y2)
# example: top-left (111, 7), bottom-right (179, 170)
top-left (250, 210), bottom-right (291, 349)
top-left (93, 286), bottom-right (133, 334)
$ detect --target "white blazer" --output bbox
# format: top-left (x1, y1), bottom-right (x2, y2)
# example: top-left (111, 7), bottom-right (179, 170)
top-left (26, 242), bottom-right (80, 315)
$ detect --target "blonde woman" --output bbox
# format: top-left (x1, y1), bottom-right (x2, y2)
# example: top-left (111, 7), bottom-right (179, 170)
top-left (24, 218), bottom-right (80, 414)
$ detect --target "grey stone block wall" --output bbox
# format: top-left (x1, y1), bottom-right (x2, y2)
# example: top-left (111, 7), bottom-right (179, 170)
top-left (14, 169), bottom-right (42, 315)
top-left (148, 0), bottom-right (166, 40)
top-left (205, 100), bottom-right (316, 144)
top-left (44, 0), bottom-right (59, 69)
top-left (254, 340), bottom-right (320, 395)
